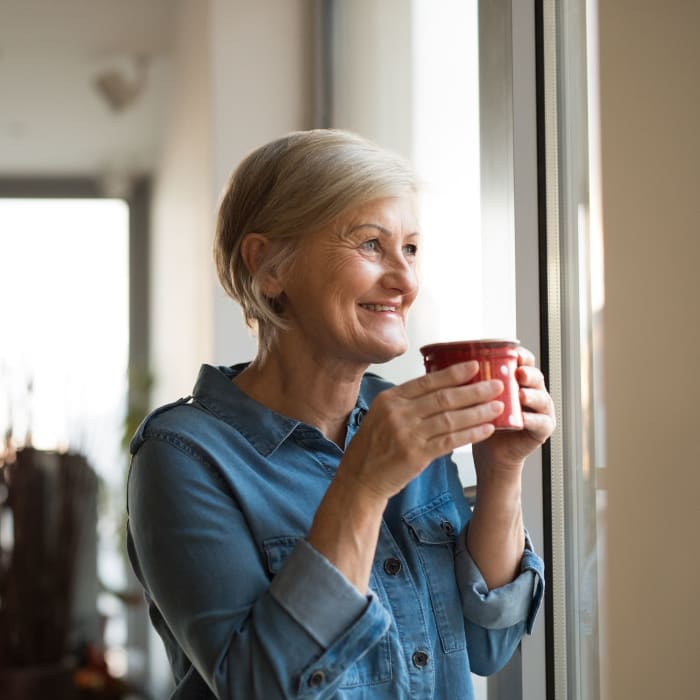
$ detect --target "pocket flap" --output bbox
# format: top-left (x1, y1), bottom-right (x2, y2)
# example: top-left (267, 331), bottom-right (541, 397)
top-left (402, 492), bottom-right (461, 545)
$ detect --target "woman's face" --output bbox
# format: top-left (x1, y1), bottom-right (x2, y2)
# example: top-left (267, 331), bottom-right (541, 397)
top-left (279, 196), bottom-right (420, 368)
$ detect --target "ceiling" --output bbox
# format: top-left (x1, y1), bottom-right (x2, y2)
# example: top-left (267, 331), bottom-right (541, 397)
top-left (0, 0), bottom-right (175, 180)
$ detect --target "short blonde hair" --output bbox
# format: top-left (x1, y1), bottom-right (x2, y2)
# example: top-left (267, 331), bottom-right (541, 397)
top-left (213, 129), bottom-right (419, 357)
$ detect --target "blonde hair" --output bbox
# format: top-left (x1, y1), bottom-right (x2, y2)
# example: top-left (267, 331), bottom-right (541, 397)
top-left (213, 129), bottom-right (418, 357)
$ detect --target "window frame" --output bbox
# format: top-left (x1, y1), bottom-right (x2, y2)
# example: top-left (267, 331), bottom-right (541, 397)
top-left (478, 2), bottom-right (549, 698)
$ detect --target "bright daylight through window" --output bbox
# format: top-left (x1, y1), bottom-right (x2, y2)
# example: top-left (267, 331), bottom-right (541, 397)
top-left (0, 198), bottom-right (131, 678)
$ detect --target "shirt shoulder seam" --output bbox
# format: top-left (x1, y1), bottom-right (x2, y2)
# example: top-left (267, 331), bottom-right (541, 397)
top-left (138, 429), bottom-right (230, 492)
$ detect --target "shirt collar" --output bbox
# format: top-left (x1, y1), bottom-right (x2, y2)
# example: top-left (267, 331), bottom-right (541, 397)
top-left (191, 363), bottom-right (370, 457)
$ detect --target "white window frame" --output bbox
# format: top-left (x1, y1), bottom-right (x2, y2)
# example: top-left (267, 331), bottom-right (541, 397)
top-left (479, 2), bottom-right (547, 699)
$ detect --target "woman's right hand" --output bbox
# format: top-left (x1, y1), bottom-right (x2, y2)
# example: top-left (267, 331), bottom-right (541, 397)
top-left (310, 361), bottom-right (502, 593)
top-left (337, 361), bottom-right (505, 501)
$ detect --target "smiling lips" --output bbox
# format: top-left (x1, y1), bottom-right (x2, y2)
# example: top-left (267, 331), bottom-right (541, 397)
top-left (359, 303), bottom-right (399, 312)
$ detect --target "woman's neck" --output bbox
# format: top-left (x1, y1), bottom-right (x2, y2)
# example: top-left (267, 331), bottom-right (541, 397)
top-left (233, 338), bottom-right (368, 447)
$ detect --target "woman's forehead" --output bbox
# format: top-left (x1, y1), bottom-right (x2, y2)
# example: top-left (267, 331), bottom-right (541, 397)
top-left (338, 196), bottom-right (420, 233)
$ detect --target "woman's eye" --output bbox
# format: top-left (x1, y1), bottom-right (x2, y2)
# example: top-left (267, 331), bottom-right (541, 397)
top-left (360, 239), bottom-right (379, 252)
top-left (403, 243), bottom-right (418, 256)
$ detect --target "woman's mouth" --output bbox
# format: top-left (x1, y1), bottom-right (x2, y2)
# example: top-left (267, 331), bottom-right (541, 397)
top-left (359, 303), bottom-right (397, 312)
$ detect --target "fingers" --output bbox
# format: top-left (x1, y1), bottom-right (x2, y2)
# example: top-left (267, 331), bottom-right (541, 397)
top-left (366, 372), bottom-right (507, 472)
top-left (519, 386), bottom-right (552, 413)
top-left (522, 407), bottom-right (556, 443)
top-left (370, 377), bottom-right (504, 446)
top-left (426, 422), bottom-right (496, 456)
top-left (395, 362), bottom-right (504, 423)
top-left (419, 399), bottom-right (504, 437)
top-left (517, 363), bottom-right (556, 442)
top-left (515, 365), bottom-right (555, 415)
top-left (515, 363), bottom-right (545, 388)
top-left (517, 346), bottom-right (536, 366)
top-left (415, 379), bottom-right (504, 419)
top-left (512, 353), bottom-right (556, 441)
top-left (398, 361), bottom-right (480, 399)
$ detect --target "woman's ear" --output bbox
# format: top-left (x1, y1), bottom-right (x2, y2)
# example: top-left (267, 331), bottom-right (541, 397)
top-left (239, 233), bottom-right (284, 297)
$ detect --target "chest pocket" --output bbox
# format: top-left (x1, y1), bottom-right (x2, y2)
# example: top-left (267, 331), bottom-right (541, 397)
top-left (403, 492), bottom-right (466, 654)
top-left (263, 536), bottom-right (392, 689)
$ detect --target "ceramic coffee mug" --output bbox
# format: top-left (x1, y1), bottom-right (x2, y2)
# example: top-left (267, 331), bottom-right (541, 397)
top-left (420, 339), bottom-right (524, 431)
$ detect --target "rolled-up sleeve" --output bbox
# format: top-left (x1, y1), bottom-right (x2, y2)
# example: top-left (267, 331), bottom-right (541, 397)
top-left (454, 528), bottom-right (545, 676)
top-left (127, 436), bottom-right (391, 699)
top-left (456, 529), bottom-right (544, 633)
top-left (270, 538), bottom-right (382, 646)
top-left (269, 539), bottom-right (392, 695)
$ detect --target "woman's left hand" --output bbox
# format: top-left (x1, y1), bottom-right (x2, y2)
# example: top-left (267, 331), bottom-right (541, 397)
top-left (472, 346), bottom-right (556, 475)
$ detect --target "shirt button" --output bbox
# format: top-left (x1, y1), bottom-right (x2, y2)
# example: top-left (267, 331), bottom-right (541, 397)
top-left (440, 519), bottom-right (455, 536)
top-left (383, 557), bottom-right (402, 575)
top-left (308, 670), bottom-right (325, 687)
top-left (412, 650), bottom-right (429, 668)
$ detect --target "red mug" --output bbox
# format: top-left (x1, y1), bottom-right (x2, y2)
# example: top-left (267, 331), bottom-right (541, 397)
top-left (420, 339), bottom-right (524, 431)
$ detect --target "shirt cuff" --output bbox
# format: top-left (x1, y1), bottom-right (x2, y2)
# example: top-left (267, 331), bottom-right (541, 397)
top-left (268, 538), bottom-right (374, 647)
top-left (456, 529), bottom-right (545, 633)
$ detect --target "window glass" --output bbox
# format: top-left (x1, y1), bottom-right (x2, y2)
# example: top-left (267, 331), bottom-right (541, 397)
top-left (0, 197), bottom-right (131, 678)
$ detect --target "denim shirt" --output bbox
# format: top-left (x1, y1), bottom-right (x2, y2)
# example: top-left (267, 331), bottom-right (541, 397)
top-left (126, 364), bottom-right (544, 699)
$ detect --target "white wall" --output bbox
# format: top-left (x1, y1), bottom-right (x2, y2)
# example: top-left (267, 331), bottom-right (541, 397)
top-left (150, 0), bottom-right (314, 405)
top-left (150, 0), bottom-right (215, 408)
top-left (209, 0), bottom-right (314, 366)
top-left (600, 1), bottom-right (700, 698)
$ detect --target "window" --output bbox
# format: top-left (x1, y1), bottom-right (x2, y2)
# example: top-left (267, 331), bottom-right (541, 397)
top-left (0, 187), bottom-right (150, 684)
top-left (540, 0), bottom-right (606, 697)
top-left (327, 2), bottom-right (607, 699)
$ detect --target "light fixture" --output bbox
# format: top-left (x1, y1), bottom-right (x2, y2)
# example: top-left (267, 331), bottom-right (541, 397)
top-left (93, 55), bottom-right (149, 113)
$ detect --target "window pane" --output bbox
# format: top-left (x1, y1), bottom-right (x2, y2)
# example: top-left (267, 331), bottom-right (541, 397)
top-left (0, 197), bottom-right (130, 672)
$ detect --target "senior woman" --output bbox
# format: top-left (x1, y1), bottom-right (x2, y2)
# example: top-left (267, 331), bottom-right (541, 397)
top-left (127, 129), bottom-right (555, 699)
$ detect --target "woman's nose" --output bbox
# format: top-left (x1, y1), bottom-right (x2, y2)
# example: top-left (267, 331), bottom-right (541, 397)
top-left (381, 253), bottom-right (418, 295)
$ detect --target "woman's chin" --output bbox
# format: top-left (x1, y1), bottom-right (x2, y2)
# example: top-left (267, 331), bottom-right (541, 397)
top-left (366, 337), bottom-right (408, 365)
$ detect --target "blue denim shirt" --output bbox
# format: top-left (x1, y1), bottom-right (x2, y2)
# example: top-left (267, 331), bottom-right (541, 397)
top-left (127, 364), bottom-right (544, 699)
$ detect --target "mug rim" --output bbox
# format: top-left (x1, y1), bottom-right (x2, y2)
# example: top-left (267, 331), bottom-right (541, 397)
top-left (420, 338), bottom-right (520, 355)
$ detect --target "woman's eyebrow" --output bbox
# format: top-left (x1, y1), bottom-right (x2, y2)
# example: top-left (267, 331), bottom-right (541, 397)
top-left (347, 223), bottom-right (420, 238)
